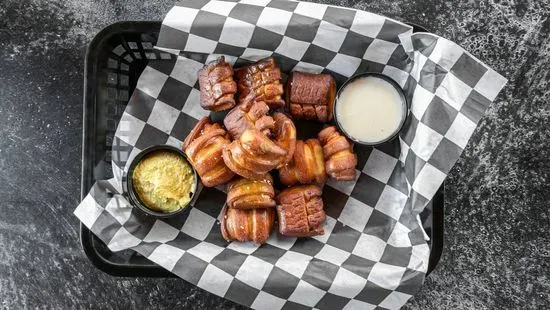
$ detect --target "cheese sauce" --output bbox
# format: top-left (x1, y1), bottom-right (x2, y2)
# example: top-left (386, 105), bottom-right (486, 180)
top-left (336, 76), bottom-right (404, 143)
top-left (132, 151), bottom-right (195, 213)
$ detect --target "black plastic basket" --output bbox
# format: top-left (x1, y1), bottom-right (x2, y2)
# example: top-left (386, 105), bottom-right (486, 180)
top-left (80, 21), bottom-right (443, 277)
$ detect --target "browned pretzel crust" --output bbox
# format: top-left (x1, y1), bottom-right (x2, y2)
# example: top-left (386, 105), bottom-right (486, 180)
top-left (224, 94), bottom-right (274, 139)
top-left (279, 139), bottom-right (326, 186)
top-left (234, 57), bottom-right (285, 109)
top-left (286, 71), bottom-right (336, 122)
top-left (318, 126), bottom-right (357, 181)
top-left (198, 56), bottom-right (237, 111)
top-left (276, 185), bottom-right (325, 237)
top-left (223, 129), bottom-right (287, 180)
top-left (221, 206), bottom-right (275, 244)
top-left (182, 117), bottom-right (235, 187)
top-left (226, 175), bottom-right (276, 210)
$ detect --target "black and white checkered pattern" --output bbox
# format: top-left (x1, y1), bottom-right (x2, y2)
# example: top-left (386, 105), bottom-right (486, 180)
top-left (75, 1), bottom-right (507, 309)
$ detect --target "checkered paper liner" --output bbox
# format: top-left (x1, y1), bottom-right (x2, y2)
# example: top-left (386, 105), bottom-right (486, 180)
top-left (74, 1), bottom-right (507, 309)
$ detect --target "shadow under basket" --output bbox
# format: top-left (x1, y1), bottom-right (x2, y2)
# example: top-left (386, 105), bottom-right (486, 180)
top-left (80, 21), bottom-right (443, 277)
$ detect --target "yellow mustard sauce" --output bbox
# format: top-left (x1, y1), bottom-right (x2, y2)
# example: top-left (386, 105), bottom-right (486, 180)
top-left (132, 151), bottom-right (195, 213)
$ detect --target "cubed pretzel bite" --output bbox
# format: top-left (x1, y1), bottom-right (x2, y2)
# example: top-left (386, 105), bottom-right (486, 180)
top-left (276, 185), bottom-right (326, 237)
top-left (226, 175), bottom-right (276, 210)
top-left (318, 126), bottom-right (358, 181)
top-left (279, 139), bottom-right (326, 186)
top-left (221, 206), bottom-right (275, 244)
top-left (198, 56), bottom-right (237, 111)
top-left (182, 117), bottom-right (235, 187)
top-left (234, 57), bottom-right (285, 109)
top-left (286, 71), bottom-right (336, 122)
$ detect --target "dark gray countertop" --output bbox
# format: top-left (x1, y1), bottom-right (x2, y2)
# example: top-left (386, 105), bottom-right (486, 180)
top-left (1, 0), bottom-right (548, 309)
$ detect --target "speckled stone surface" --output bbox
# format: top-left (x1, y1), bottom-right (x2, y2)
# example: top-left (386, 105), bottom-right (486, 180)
top-left (0, 0), bottom-right (548, 309)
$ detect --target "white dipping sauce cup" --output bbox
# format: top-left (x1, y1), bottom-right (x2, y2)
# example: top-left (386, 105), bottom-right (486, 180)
top-left (334, 73), bottom-right (408, 146)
